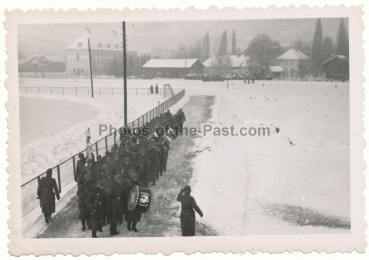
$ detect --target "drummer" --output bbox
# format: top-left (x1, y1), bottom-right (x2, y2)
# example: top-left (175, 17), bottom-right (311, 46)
top-left (125, 172), bottom-right (143, 232)
top-left (176, 185), bottom-right (203, 236)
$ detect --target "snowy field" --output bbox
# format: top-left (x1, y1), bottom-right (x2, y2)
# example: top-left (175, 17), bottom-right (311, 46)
top-left (184, 80), bottom-right (350, 235)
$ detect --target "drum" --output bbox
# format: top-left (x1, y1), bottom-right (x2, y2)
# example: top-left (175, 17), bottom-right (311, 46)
top-left (127, 185), bottom-right (154, 213)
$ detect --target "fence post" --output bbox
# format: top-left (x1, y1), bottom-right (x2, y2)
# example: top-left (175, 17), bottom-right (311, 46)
top-left (95, 142), bottom-right (99, 157)
top-left (63, 88), bottom-right (64, 95)
top-left (88, 88), bottom-right (89, 95)
top-left (136, 88), bottom-right (137, 95)
top-left (76, 87), bottom-right (77, 95)
top-left (105, 137), bottom-right (108, 152)
top-left (57, 165), bottom-right (62, 193)
top-left (72, 156), bottom-right (76, 181)
top-left (112, 88), bottom-right (113, 95)
top-left (100, 88), bottom-right (101, 95)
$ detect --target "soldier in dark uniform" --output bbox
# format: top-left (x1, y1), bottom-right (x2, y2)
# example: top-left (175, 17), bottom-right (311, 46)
top-left (138, 149), bottom-right (150, 187)
top-left (162, 137), bottom-right (170, 172)
top-left (120, 157), bottom-right (134, 178)
top-left (110, 175), bottom-right (125, 235)
top-left (37, 168), bottom-right (60, 223)
top-left (150, 85), bottom-right (154, 94)
top-left (176, 185), bottom-right (203, 236)
top-left (77, 183), bottom-right (89, 231)
top-left (85, 180), bottom-right (107, 238)
top-left (147, 142), bottom-right (159, 185)
top-left (75, 153), bottom-right (86, 182)
top-left (102, 171), bottom-right (114, 225)
top-left (131, 152), bottom-right (143, 175)
top-left (154, 142), bottom-right (164, 177)
top-left (125, 172), bottom-right (143, 232)
top-left (177, 109), bottom-right (186, 135)
top-left (155, 84), bottom-right (159, 94)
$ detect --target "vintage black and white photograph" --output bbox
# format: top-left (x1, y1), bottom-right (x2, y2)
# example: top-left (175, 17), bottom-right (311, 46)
top-left (6, 6), bottom-right (366, 255)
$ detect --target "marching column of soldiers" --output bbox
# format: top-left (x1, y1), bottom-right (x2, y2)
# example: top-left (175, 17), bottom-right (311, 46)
top-left (73, 108), bottom-right (187, 238)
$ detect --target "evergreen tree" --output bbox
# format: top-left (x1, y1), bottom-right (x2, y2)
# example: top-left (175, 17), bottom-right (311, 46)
top-left (321, 36), bottom-right (335, 62)
top-left (311, 18), bottom-right (323, 75)
top-left (200, 33), bottom-right (210, 62)
top-left (336, 18), bottom-right (349, 58)
top-left (232, 30), bottom-right (237, 55)
top-left (218, 30), bottom-right (228, 55)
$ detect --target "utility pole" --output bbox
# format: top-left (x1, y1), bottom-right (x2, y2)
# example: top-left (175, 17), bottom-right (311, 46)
top-left (87, 28), bottom-right (94, 98)
top-left (34, 54), bottom-right (38, 78)
top-left (122, 21), bottom-right (128, 126)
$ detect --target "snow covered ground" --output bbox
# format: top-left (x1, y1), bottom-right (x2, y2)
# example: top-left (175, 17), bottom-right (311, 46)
top-left (20, 92), bottom-right (168, 183)
top-left (183, 80), bottom-right (350, 235)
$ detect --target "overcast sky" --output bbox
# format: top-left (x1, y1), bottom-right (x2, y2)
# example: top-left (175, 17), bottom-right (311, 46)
top-left (18, 18), bottom-right (346, 58)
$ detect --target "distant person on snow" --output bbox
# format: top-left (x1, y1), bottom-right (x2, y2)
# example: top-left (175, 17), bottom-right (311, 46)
top-left (150, 85), bottom-right (154, 94)
top-left (37, 168), bottom-right (60, 223)
top-left (176, 185), bottom-right (203, 236)
top-left (155, 84), bottom-right (159, 94)
top-left (177, 109), bottom-right (186, 135)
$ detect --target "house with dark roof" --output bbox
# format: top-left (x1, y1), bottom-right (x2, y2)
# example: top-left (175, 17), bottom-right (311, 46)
top-left (203, 55), bottom-right (249, 75)
top-left (142, 59), bottom-right (204, 79)
top-left (321, 55), bottom-right (349, 80)
top-left (276, 49), bottom-right (311, 79)
top-left (65, 33), bottom-right (137, 75)
top-left (19, 53), bottom-right (66, 73)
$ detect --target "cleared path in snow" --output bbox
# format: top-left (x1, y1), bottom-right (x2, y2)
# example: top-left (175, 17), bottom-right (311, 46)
top-left (37, 95), bottom-right (217, 238)
top-left (20, 97), bottom-right (100, 146)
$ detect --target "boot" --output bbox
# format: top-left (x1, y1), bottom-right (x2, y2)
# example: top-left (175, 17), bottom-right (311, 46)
top-left (127, 221), bottom-right (132, 231)
top-left (132, 222), bottom-right (139, 232)
top-left (92, 231), bottom-right (97, 238)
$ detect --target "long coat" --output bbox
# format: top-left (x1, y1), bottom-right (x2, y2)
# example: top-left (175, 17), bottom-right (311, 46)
top-left (37, 176), bottom-right (60, 216)
top-left (77, 185), bottom-right (89, 221)
top-left (177, 192), bottom-right (203, 236)
top-left (110, 183), bottom-right (124, 225)
top-left (147, 148), bottom-right (159, 181)
top-left (85, 188), bottom-right (107, 232)
top-left (138, 155), bottom-right (150, 187)
top-left (76, 159), bottom-right (86, 182)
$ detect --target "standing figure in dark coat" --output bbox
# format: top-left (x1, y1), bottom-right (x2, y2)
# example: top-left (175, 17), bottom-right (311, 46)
top-left (77, 183), bottom-right (89, 231)
top-left (125, 172), bottom-right (143, 232)
top-left (176, 185), bottom-right (203, 236)
top-left (85, 180), bottom-right (107, 238)
top-left (177, 109), bottom-right (186, 135)
top-left (120, 157), bottom-right (134, 178)
top-left (155, 84), bottom-right (159, 94)
top-left (76, 153), bottom-right (86, 182)
top-left (150, 85), bottom-right (154, 94)
top-left (147, 143), bottom-right (159, 185)
top-left (37, 168), bottom-right (60, 223)
top-left (138, 149), bottom-right (151, 187)
top-left (110, 175), bottom-right (124, 235)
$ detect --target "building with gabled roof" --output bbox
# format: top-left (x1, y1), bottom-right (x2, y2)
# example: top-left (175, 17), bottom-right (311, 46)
top-left (142, 59), bottom-right (204, 78)
top-left (276, 48), bottom-right (311, 79)
top-left (18, 53), bottom-right (66, 73)
top-left (65, 33), bottom-right (137, 75)
top-left (321, 55), bottom-right (349, 80)
top-left (203, 55), bottom-right (249, 75)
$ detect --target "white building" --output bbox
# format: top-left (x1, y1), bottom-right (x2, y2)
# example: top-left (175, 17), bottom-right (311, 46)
top-left (65, 33), bottom-right (136, 75)
top-left (275, 49), bottom-right (311, 79)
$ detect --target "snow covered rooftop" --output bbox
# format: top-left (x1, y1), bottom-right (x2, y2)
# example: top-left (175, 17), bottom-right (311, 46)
top-left (203, 55), bottom-right (249, 68)
top-left (142, 59), bottom-right (200, 68)
top-left (276, 49), bottom-right (310, 60)
top-left (322, 55), bottom-right (348, 64)
top-left (28, 53), bottom-right (65, 63)
top-left (269, 66), bottom-right (284, 73)
top-left (65, 33), bottom-right (137, 52)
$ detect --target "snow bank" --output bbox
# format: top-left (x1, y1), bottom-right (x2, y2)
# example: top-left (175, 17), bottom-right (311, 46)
top-left (21, 93), bottom-right (167, 183)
